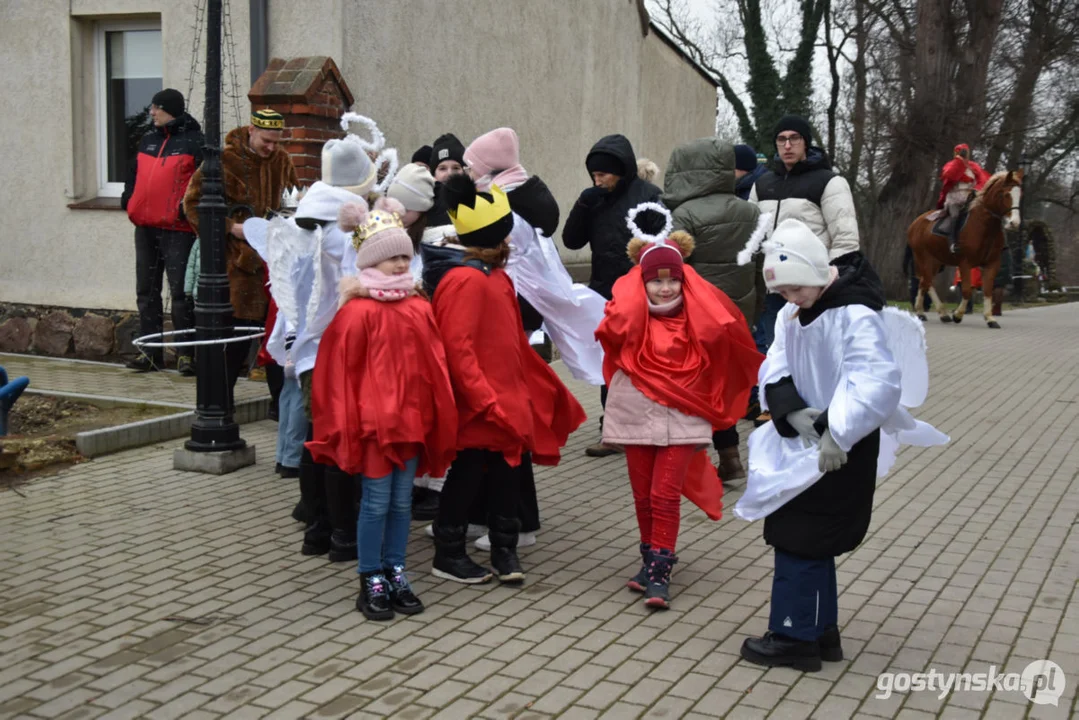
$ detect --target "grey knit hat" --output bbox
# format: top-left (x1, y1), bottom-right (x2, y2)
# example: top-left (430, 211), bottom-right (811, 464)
top-left (321, 138), bottom-right (377, 196)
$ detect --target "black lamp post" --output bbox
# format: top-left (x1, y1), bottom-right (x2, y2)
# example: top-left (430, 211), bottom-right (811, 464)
top-left (1013, 152), bottom-right (1031, 300)
top-left (186, 0), bottom-right (246, 453)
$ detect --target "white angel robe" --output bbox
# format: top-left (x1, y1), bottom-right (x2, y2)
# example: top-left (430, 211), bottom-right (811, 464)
top-left (734, 305), bottom-right (949, 522)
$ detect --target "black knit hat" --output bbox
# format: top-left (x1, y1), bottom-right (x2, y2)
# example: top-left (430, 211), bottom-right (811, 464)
top-left (411, 145), bottom-right (433, 166)
top-left (441, 173), bottom-right (513, 249)
top-left (773, 115), bottom-right (813, 144)
top-left (585, 151), bottom-right (624, 177)
top-left (151, 89), bottom-right (185, 118)
top-left (734, 144), bottom-right (758, 171)
top-left (430, 133), bottom-right (465, 171)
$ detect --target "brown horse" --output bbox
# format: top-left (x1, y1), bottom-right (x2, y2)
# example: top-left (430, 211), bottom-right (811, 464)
top-left (907, 170), bottom-right (1023, 329)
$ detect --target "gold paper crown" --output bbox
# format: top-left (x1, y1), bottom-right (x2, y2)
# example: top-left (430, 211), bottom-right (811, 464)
top-left (448, 184), bottom-right (512, 237)
top-left (251, 108), bottom-right (284, 130)
top-left (352, 209), bottom-right (404, 250)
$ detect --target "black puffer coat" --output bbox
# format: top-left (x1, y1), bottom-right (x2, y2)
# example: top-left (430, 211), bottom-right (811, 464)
top-left (763, 252), bottom-right (887, 559)
top-left (562, 135), bottom-right (661, 300)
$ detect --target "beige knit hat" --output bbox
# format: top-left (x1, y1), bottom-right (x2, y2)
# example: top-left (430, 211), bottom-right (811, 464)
top-left (349, 197), bottom-right (414, 270)
top-left (386, 163), bottom-right (436, 212)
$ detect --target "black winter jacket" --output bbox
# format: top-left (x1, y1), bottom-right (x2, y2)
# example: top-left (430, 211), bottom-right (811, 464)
top-left (762, 252), bottom-right (887, 559)
top-left (562, 135), bottom-right (661, 300)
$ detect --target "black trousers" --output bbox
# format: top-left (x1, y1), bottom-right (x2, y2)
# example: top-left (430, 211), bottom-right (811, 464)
top-left (469, 452), bottom-right (540, 532)
top-left (265, 362), bottom-right (285, 419)
top-left (713, 426), bottom-right (739, 451)
top-left (224, 332), bottom-right (253, 412)
top-left (135, 227), bottom-right (196, 361)
top-left (439, 449), bottom-right (520, 529)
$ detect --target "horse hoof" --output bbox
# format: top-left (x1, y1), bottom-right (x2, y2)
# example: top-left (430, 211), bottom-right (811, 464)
top-left (917, 314), bottom-right (927, 322)
top-left (987, 321), bottom-right (1001, 329)
top-left (952, 315), bottom-right (963, 324)
top-left (941, 315), bottom-right (953, 323)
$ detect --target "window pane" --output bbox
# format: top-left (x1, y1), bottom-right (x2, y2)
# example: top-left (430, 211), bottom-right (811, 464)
top-left (105, 29), bottom-right (162, 184)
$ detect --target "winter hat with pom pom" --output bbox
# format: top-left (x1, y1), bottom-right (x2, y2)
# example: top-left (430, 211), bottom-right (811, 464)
top-left (441, 173), bottom-right (513, 249)
top-left (348, 197), bottom-right (414, 270)
top-left (463, 127), bottom-right (520, 180)
top-left (624, 202), bottom-right (694, 283)
top-left (322, 138), bottom-right (376, 196)
top-left (760, 219), bottom-right (831, 290)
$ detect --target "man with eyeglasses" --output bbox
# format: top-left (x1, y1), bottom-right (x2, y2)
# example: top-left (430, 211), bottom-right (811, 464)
top-left (747, 115), bottom-right (860, 426)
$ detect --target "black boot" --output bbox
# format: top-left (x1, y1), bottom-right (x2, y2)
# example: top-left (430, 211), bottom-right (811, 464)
top-left (819, 625), bottom-right (843, 662)
top-left (488, 515), bottom-right (525, 585)
top-left (300, 470), bottom-right (330, 555)
top-left (740, 632), bottom-right (822, 672)
top-left (356, 572), bottom-right (394, 621)
top-left (627, 543), bottom-right (652, 593)
top-left (412, 488), bottom-right (440, 521)
top-left (431, 524), bottom-right (492, 584)
top-left (644, 548), bottom-right (677, 609)
top-left (325, 466), bottom-right (358, 563)
top-left (293, 459), bottom-right (321, 526)
top-left (384, 565), bottom-right (424, 615)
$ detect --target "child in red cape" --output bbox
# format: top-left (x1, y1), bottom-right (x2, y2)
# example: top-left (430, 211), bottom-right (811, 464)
top-left (306, 196), bottom-right (458, 622)
top-left (424, 173), bottom-right (586, 586)
top-left (595, 203), bottom-right (763, 609)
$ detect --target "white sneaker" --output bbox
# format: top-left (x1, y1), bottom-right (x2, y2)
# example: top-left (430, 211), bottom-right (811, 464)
top-left (475, 531), bottom-right (537, 551)
top-left (425, 523), bottom-right (488, 539)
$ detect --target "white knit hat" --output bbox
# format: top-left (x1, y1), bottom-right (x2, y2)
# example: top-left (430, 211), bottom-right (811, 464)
top-left (386, 163), bottom-right (436, 212)
top-left (761, 219), bottom-right (831, 290)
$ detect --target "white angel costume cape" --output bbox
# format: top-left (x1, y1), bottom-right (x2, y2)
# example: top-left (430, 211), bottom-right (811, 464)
top-left (244, 182), bottom-right (363, 383)
top-left (734, 306), bottom-right (949, 522)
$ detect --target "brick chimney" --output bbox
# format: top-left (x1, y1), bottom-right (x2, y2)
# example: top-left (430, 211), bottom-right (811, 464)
top-left (248, 56), bottom-right (355, 186)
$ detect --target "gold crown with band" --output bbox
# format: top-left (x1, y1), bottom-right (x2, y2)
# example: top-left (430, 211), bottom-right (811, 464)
top-left (448, 184), bottom-right (512, 236)
top-left (352, 209), bottom-right (404, 250)
top-left (251, 108), bottom-right (284, 130)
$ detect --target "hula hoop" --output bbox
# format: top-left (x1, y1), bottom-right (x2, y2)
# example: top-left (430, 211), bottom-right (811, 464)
top-left (133, 327), bottom-right (265, 350)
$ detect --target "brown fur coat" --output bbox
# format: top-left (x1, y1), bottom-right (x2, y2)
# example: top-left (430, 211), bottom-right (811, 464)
top-left (183, 126), bottom-right (299, 320)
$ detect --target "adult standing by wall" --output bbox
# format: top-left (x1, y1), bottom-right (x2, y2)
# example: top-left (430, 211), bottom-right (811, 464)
top-left (183, 108), bottom-right (299, 406)
top-left (121, 89), bottom-right (203, 374)
top-left (563, 134), bottom-right (661, 457)
top-left (662, 137), bottom-right (763, 482)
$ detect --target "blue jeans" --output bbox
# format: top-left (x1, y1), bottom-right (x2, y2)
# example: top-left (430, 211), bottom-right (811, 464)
top-left (358, 457), bottom-right (419, 573)
top-left (276, 378), bottom-right (306, 469)
top-left (754, 293), bottom-right (787, 354)
top-left (769, 549), bottom-right (838, 641)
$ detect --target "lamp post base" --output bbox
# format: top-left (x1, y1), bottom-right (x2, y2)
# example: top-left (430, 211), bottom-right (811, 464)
top-left (174, 445), bottom-right (257, 475)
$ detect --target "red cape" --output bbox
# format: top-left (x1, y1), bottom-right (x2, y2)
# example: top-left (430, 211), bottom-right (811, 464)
top-left (937, 158), bottom-right (990, 208)
top-left (433, 267), bottom-right (586, 467)
top-left (305, 295), bottom-right (458, 479)
top-left (595, 266), bottom-right (764, 519)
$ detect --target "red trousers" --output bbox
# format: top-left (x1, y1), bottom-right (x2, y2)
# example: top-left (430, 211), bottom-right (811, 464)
top-left (624, 444), bottom-right (697, 552)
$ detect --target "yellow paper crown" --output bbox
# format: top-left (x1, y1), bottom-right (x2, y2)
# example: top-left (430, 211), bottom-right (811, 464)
top-left (448, 184), bottom-right (512, 237)
top-left (352, 208), bottom-right (404, 250)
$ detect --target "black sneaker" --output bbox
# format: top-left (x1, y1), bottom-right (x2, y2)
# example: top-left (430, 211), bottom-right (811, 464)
top-left (177, 355), bottom-right (196, 376)
top-left (125, 354), bottom-right (160, 373)
top-left (740, 632), bottom-right (822, 672)
top-left (356, 572), bottom-right (394, 621)
top-left (384, 565), bottom-right (424, 615)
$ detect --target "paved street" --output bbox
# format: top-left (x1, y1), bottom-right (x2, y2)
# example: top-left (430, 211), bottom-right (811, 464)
top-left (1, 304), bottom-right (1076, 719)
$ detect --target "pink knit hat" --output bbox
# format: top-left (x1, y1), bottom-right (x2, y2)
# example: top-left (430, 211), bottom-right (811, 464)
top-left (342, 197), bottom-right (414, 270)
top-left (464, 127), bottom-right (520, 179)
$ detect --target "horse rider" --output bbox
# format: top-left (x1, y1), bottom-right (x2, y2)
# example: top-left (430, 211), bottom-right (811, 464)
top-left (937, 143), bottom-right (990, 254)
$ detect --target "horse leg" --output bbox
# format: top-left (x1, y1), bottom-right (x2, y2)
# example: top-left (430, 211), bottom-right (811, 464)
top-left (953, 262), bottom-right (973, 323)
top-left (928, 285), bottom-right (949, 322)
top-left (982, 256), bottom-right (1002, 329)
top-left (914, 287), bottom-right (927, 320)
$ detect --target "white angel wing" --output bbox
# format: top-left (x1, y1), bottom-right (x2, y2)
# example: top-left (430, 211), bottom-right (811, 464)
top-left (303, 225), bottom-right (324, 334)
top-left (881, 306), bottom-right (930, 408)
top-left (264, 216), bottom-right (310, 333)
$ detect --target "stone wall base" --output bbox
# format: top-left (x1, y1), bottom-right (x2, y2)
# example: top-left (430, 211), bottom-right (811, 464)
top-left (0, 301), bottom-right (164, 364)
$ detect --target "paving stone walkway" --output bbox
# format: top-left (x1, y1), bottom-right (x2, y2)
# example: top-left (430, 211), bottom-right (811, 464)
top-left (0, 305), bottom-right (1076, 720)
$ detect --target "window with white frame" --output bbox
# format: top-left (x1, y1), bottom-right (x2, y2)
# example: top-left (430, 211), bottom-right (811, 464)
top-left (96, 21), bottom-right (162, 197)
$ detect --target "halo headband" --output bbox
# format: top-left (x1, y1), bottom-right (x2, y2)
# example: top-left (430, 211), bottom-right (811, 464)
top-left (625, 202), bottom-right (673, 244)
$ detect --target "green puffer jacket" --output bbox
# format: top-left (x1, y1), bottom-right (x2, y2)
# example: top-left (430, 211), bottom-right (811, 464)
top-left (663, 137), bottom-right (763, 324)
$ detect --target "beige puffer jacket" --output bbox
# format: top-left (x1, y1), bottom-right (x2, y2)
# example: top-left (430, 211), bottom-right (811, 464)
top-left (602, 370), bottom-right (712, 447)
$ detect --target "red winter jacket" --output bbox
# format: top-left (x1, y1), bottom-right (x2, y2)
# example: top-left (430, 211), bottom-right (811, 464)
top-left (122, 113), bottom-right (204, 232)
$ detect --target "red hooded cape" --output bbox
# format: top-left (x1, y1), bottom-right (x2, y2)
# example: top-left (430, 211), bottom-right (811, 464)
top-left (433, 266), bottom-right (586, 467)
top-left (937, 157), bottom-right (990, 208)
top-left (595, 265), bottom-right (764, 519)
top-left (305, 295), bottom-right (459, 479)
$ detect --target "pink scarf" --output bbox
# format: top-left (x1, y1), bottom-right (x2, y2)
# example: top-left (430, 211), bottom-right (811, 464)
top-left (476, 165), bottom-right (530, 192)
top-left (338, 269), bottom-right (416, 306)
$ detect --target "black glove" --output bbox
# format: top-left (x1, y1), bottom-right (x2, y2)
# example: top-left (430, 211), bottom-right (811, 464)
top-left (578, 186), bottom-right (607, 208)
